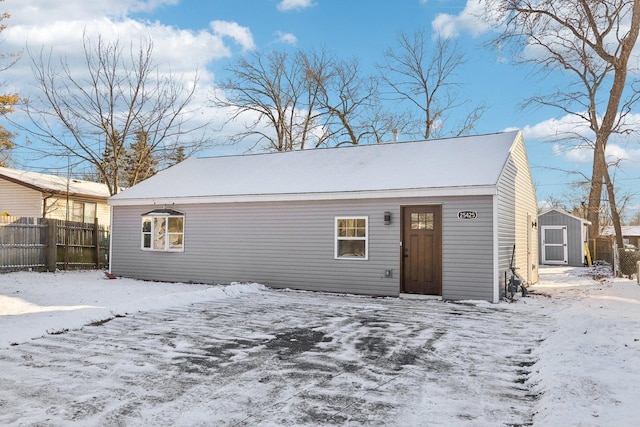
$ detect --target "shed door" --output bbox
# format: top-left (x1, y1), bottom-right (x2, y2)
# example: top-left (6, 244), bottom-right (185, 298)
top-left (401, 206), bottom-right (442, 295)
top-left (541, 226), bottom-right (568, 264)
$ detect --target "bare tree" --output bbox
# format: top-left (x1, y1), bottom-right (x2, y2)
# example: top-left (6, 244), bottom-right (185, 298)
top-left (212, 49), bottom-right (322, 152)
top-left (23, 32), bottom-right (206, 195)
top-left (303, 52), bottom-right (398, 145)
top-left (0, 93), bottom-right (17, 167)
top-left (629, 211), bottom-right (640, 226)
top-left (0, 3), bottom-right (20, 167)
top-left (484, 0), bottom-right (640, 248)
top-left (378, 30), bottom-right (487, 140)
top-left (212, 48), bottom-right (400, 152)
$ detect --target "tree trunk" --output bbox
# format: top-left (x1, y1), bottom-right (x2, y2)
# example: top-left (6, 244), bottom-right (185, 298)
top-left (603, 162), bottom-right (624, 249)
top-left (587, 143), bottom-right (606, 238)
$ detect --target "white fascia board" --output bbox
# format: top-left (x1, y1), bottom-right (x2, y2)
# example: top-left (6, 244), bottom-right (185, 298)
top-left (108, 185), bottom-right (498, 207)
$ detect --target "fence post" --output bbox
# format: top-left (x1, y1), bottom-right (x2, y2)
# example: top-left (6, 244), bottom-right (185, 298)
top-left (94, 217), bottom-right (100, 269)
top-left (46, 218), bottom-right (57, 272)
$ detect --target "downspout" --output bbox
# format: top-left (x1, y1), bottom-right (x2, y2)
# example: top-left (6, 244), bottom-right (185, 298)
top-left (492, 194), bottom-right (500, 303)
top-left (108, 204), bottom-right (113, 274)
top-left (42, 194), bottom-right (53, 218)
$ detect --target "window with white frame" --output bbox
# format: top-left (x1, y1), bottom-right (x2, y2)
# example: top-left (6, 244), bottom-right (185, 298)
top-left (335, 216), bottom-right (368, 259)
top-left (71, 201), bottom-right (97, 223)
top-left (141, 209), bottom-right (184, 252)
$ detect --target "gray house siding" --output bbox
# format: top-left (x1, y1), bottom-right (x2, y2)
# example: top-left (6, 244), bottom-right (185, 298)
top-left (496, 134), bottom-right (539, 296)
top-left (538, 210), bottom-right (586, 267)
top-left (441, 197), bottom-right (495, 301)
top-left (111, 195), bottom-right (496, 299)
top-left (497, 159), bottom-right (516, 298)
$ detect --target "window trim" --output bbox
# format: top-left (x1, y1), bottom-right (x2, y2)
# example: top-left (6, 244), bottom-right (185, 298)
top-left (71, 200), bottom-right (97, 224)
top-left (141, 209), bottom-right (185, 252)
top-left (334, 216), bottom-right (369, 260)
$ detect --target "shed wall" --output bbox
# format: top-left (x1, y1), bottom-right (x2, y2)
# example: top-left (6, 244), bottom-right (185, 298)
top-left (111, 196), bottom-right (496, 299)
top-left (538, 211), bottom-right (585, 267)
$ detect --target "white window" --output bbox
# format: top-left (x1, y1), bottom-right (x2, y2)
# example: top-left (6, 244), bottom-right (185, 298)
top-left (141, 210), bottom-right (184, 252)
top-left (335, 216), bottom-right (368, 260)
top-left (71, 201), bottom-right (97, 223)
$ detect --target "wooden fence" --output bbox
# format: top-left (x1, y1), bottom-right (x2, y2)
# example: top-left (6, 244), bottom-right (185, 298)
top-left (0, 216), bottom-right (109, 272)
top-left (589, 237), bottom-right (613, 264)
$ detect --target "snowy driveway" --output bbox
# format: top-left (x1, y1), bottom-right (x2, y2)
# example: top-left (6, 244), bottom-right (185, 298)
top-left (0, 288), bottom-right (550, 426)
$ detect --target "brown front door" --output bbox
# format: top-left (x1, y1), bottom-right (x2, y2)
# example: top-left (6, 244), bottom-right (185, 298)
top-left (401, 205), bottom-right (442, 295)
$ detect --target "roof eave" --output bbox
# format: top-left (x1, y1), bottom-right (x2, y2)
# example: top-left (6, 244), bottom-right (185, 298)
top-left (108, 185), bottom-right (498, 207)
top-left (539, 208), bottom-right (592, 225)
top-left (0, 173), bottom-right (109, 200)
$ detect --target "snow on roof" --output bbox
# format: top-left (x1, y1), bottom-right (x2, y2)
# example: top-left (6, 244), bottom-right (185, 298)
top-left (601, 225), bottom-right (640, 237)
top-left (110, 131), bottom-right (522, 205)
top-left (0, 167), bottom-right (111, 199)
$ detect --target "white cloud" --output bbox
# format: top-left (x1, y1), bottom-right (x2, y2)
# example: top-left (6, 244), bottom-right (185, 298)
top-left (551, 143), bottom-right (592, 163)
top-left (432, 0), bottom-right (494, 39)
top-left (434, 0), bottom-right (640, 71)
top-left (0, 0), bottom-right (260, 167)
top-left (547, 140), bottom-right (639, 168)
top-left (514, 113), bottom-right (640, 168)
top-left (3, 0), bottom-right (178, 26)
top-left (274, 31), bottom-right (297, 45)
top-left (0, 1), bottom-right (253, 100)
top-left (277, 0), bottom-right (316, 12)
top-left (210, 20), bottom-right (255, 52)
top-left (2, 19), bottom-right (225, 99)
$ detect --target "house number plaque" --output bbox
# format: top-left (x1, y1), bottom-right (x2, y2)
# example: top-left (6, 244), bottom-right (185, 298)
top-left (457, 211), bottom-right (477, 220)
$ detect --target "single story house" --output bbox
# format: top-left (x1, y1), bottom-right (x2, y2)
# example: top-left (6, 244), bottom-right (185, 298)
top-left (108, 130), bottom-right (539, 302)
top-left (0, 167), bottom-right (112, 226)
top-left (601, 225), bottom-right (640, 248)
top-left (538, 208), bottom-right (591, 266)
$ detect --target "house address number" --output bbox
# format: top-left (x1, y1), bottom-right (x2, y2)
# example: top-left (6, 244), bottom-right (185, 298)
top-left (458, 211), bottom-right (477, 220)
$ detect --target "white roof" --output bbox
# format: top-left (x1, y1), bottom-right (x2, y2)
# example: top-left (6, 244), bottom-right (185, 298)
top-left (0, 167), bottom-right (111, 199)
top-left (109, 131), bottom-right (522, 206)
top-left (601, 226), bottom-right (640, 237)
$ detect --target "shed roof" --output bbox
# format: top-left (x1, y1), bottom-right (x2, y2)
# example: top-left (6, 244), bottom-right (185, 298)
top-left (0, 167), bottom-right (111, 199)
top-left (538, 208), bottom-right (591, 225)
top-left (109, 130), bottom-right (522, 206)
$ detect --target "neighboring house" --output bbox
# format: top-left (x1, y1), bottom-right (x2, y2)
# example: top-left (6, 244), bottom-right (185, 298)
top-left (538, 208), bottom-right (591, 267)
top-left (108, 130), bottom-right (538, 303)
top-left (601, 226), bottom-right (640, 248)
top-left (0, 167), bottom-right (112, 226)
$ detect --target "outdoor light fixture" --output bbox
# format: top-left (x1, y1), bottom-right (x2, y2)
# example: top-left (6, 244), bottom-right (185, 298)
top-left (384, 211), bottom-right (391, 225)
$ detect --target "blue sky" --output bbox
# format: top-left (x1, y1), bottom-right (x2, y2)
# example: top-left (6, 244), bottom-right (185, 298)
top-left (2, 0), bottom-right (640, 218)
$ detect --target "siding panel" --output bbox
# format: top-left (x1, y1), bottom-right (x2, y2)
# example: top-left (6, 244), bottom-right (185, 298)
top-left (111, 195), bottom-right (496, 299)
top-left (496, 133), bottom-right (539, 298)
top-left (538, 210), bottom-right (586, 267)
top-left (0, 180), bottom-right (41, 217)
top-left (441, 197), bottom-right (494, 301)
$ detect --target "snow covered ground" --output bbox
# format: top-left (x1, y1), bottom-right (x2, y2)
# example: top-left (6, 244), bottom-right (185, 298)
top-left (0, 266), bottom-right (638, 426)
